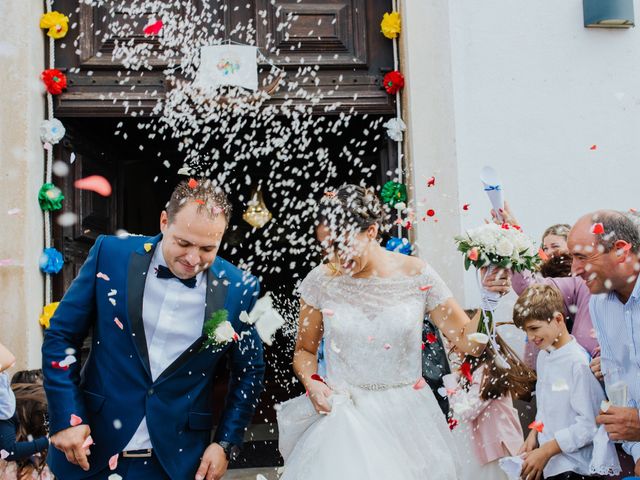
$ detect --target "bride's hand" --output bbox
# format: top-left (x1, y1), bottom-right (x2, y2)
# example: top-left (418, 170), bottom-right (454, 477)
top-left (307, 380), bottom-right (333, 415)
top-left (480, 266), bottom-right (512, 295)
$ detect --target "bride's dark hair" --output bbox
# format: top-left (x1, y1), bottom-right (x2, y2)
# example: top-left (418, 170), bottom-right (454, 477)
top-left (316, 184), bottom-right (389, 237)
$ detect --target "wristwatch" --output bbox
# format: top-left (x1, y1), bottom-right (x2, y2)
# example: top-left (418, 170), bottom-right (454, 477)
top-left (217, 441), bottom-right (241, 462)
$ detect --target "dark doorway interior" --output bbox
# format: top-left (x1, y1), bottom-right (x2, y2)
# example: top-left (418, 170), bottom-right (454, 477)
top-left (54, 114), bottom-right (396, 467)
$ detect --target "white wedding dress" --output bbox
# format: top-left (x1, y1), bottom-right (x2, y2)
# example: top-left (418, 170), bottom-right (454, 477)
top-left (276, 264), bottom-right (461, 479)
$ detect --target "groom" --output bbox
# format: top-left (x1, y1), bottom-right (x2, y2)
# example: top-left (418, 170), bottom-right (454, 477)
top-left (42, 180), bottom-right (265, 480)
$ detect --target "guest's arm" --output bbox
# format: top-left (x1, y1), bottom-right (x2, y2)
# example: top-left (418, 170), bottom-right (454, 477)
top-left (0, 343), bottom-right (15, 373)
top-left (448, 366), bottom-right (492, 422)
top-left (0, 416), bottom-right (49, 461)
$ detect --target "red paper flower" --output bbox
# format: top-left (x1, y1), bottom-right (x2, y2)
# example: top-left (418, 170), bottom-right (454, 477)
top-left (383, 70), bottom-right (405, 95)
top-left (41, 69), bottom-right (67, 95)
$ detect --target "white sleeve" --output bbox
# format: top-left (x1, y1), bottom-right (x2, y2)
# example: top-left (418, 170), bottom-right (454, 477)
top-left (423, 264), bottom-right (453, 312)
top-left (554, 363), bottom-right (601, 453)
top-left (297, 267), bottom-right (324, 310)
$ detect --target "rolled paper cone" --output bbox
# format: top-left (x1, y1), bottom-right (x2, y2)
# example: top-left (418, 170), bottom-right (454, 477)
top-left (480, 166), bottom-right (504, 222)
top-left (442, 373), bottom-right (458, 390)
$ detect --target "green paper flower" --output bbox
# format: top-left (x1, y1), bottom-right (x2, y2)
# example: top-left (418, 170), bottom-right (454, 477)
top-left (380, 181), bottom-right (407, 206)
top-left (38, 183), bottom-right (64, 211)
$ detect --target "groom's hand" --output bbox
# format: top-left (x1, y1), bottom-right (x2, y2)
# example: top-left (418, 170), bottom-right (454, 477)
top-left (195, 443), bottom-right (228, 480)
top-left (50, 424), bottom-right (91, 471)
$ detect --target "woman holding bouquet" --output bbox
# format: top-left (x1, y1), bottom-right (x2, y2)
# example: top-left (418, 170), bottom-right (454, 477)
top-left (490, 202), bottom-right (598, 369)
top-left (276, 184), bottom-right (510, 480)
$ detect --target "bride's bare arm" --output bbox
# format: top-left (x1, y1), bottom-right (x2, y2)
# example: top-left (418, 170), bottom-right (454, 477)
top-left (293, 301), bottom-right (324, 389)
top-left (429, 299), bottom-right (484, 357)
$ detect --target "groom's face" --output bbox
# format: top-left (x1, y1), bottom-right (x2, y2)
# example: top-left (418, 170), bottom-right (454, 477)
top-left (160, 202), bottom-right (227, 279)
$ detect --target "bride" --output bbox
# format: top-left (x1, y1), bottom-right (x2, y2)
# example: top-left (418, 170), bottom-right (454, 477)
top-left (276, 185), bottom-right (508, 479)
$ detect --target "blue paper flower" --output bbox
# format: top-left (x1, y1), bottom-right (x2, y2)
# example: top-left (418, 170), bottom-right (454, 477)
top-left (385, 237), bottom-right (412, 255)
top-left (39, 247), bottom-right (64, 274)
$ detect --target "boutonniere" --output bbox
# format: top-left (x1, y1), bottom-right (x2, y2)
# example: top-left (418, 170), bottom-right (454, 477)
top-left (202, 309), bottom-right (238, 351)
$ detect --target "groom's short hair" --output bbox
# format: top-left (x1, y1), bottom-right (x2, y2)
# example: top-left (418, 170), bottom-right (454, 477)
top-left (166, 179), bottom-right (232, 224)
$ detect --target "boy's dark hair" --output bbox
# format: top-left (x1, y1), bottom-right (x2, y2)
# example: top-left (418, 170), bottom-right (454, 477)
top-left (11, 369), bottom-right (43, 385)
top-left (462, 309), bottom-right (536, 401)
top-left (513, 284), bottom-right (566, 330)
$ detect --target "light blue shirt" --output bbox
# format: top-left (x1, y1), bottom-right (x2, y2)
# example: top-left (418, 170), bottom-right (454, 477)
top-left (0, 372), bottom-right (16, 420)
top-left (590, 275), bottom-right (640, 462)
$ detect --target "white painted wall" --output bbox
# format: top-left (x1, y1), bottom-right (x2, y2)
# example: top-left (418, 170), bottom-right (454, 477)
top-left (404, 0), bottom-right (640, 353)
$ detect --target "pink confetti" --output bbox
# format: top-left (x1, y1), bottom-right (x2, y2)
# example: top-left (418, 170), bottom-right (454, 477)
top-left (0, 259), bottom-right (14, 267)
top-left (70, 414), bottom-right (83, 426)
top-left (143, 19), bottom-right (163, 35)
top-left (419, 285), bottom-right (432, 292)
top-left (413, 377), bottom-right (427, 390)
top-left (0, 449), bottom-right (8, 460)
top-left (109, 453), bottom-right (119, 471)
top-left (591, 223), bottom-right (605, 235)
top-left (97, 272), bottom-right (111, 281)
top-left (322, 308), bottom-right (334, 316)
top-left (114, 318), bottom-right (124, 330)
top-left (383, 343), bottom-right (391, 350)
top-left (426, 176), bottom-right (435, 187)
top-left (82, 435), bottom-right (94, 449)
top-left (74, 175), bottom-right (112, 197)
top-left (43, 142), bottom-right (53, 151)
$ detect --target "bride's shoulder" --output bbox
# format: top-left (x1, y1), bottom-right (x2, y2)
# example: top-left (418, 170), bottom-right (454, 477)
top-left (388, 252), bottom-right (428, 277)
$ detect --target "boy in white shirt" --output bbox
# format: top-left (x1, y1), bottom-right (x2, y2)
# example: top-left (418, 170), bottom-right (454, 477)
top-left (513, 284), bottom-right (619, 480)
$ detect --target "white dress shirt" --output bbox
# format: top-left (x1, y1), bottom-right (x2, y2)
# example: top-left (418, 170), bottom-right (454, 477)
top-left (124, 242), bottom-right (206, 451)
top-left (536, 337), bottom-right (607, 477)
top-left (590, 275), bottom-right (640, 462)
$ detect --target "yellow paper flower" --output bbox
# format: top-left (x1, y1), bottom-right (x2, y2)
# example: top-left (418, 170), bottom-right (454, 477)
top-left (39, 302), bottom-right (59, 329)
top-left (40, 11), bottom-right (69, 40)
top-left (381, 12), bottom-right (401, 39)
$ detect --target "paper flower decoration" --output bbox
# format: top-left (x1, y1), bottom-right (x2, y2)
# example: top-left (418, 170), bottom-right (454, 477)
top-left (38, 183), bottom-right (64, 211)
top-left (40, 11), bottom-right (69, 39)
top-left (381, 12), bottom-right (401, 39)
top-left (40, 118), bottom-right (66, 145)
top-left (383, 117), bottom-right (406, 142)
top-left (380, 181), bottom-right (407, 206)
top-left (41, 69), bottom-right (67, 95)
top-left (39, 302), bottom-right (60, 329)
top-left (385, 237), bottom-right (412, 255)
top-left (383, 71), bottom-right (404, 95)
top-left (39, 247), bottom-right (64, 274)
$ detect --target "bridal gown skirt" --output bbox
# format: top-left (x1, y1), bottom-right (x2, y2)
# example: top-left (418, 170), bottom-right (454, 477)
top-left (277, 384), bottom-right (460, 479)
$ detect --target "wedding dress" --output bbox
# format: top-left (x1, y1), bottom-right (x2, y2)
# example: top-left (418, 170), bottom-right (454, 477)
top-left (277, 264), bottom-right (461, 479)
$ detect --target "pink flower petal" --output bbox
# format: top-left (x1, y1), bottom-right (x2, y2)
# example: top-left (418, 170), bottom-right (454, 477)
top-left (109, 453), bottom-right (119, 471)
top-left (74, 175), bottom-right (112, 197)
top-left (114, 318), bottom-right (124, 330)
top-left (97, 272), bottom-right (110, 281)
top-left (82, 435), bottom-right (94, 449)
top-left (70, 414), bottom-right (83, 426)
top-left (413, 377), bottom-right (427, 390)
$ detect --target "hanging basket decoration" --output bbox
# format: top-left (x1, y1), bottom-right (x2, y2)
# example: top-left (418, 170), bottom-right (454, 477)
top-left (40, 118), bottom-right (66, 145)
top-left (383, 117), bottom-right (406, 142)
top-left (39, 11), bottom-right (69, 39)
top-left (39, 247), bottom-right (64, 275)
top-left (41, 69), bottom-right (67, 95)
top-left (39, 301), bottom-right (60, 329)
top-left (385, 237), bottom-right (413, 255)
top-left (381, 181), bottom-right (407, 207)
top-left (38, 183), bottom-right (64, 211)
top-left (383, 70), bottom-right (405, 95)
top-left (381, 11), bottom-right (401, 39)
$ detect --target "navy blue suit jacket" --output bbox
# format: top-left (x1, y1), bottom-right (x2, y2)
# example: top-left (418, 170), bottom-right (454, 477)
top-left (42, 234), bottom-right (265, 479)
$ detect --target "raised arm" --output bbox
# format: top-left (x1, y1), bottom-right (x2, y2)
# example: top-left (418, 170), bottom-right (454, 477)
top-left (429, 299), bottom-right (484, 356)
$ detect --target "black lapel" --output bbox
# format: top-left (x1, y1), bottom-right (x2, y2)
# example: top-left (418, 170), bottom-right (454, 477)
top-left (127, 247), bottom-right (154, 380)
top-left (154, 264), bottom-right (229, 384)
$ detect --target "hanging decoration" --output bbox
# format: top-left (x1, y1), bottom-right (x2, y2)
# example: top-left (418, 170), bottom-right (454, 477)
top-left (381, 181), bottom-right (407, 207)
top-left (41, 69), bottom-right (67, 95)
top-left (243, 188), bottom-right (273, 229)
top-left (39, 302), bottom-right (60, 329)
top-left (38, 183), bottom-right (64, 212)
top-left (40, 118), bottom-right (66, 144)
top-left (39, 11), bottom-right (69, 39)
top-left (39, 247), bottom-right (64, 275)
top-left (383, 70), bottom-right (404, 95)
top-left (197, 45), bottom-right (259, 91)
top-left (380, 11), bottom-right (402, 39)
top-left (383, 117), bottom-right (406, 142)
top-left (385, 237), bottom-right (413, 255)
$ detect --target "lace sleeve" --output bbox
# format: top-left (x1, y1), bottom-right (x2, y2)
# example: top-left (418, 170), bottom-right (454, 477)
top-left (297, 266), bottom-right (325, 310)
top-left (423, 263), bottom-right (453, 312)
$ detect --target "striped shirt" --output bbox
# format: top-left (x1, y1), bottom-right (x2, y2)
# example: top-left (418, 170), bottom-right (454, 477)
top-left (590, 276), bottom-right (640, 462)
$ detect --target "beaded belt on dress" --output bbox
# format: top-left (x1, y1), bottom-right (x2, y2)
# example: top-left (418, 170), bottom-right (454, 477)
top-left (356, 381), bottom-right (414, 391)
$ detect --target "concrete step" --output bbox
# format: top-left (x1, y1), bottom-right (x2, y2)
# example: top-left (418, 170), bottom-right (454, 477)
top-left (225, 466), bottom-right (282, 479)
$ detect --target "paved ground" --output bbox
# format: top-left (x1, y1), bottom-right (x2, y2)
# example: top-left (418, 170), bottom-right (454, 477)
top-left (226, 467), bottom-right (281, 479)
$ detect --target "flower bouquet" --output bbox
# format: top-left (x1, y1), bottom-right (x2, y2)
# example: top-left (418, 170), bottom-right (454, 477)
top-left (455, 223), bottom-right (541, 364)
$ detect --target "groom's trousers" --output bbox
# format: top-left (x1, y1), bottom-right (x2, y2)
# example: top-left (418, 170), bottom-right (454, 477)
top-left (83, 453), bottom-right (171, 480)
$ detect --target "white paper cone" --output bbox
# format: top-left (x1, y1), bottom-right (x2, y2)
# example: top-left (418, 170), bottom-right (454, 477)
top-left (480, 166), bottom-right (504, 221)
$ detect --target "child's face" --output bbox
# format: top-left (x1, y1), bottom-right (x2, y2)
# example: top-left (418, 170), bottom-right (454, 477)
top-left (523, 314), bottom-right (564, 350)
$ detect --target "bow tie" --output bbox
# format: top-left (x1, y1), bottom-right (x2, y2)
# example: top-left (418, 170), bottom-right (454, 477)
top-left (156, 265), bottom-right (197, 288)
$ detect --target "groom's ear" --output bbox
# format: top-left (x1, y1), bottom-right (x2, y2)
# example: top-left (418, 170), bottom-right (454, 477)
top-left (160, 210), bottom-right (169, 233)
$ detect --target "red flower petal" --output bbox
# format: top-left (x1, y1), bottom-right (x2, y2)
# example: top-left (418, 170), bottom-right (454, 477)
top-left (195, 199), bottom-right (205, 205)
top-left (51, 361), bottom-right (69, 371)
top-left (590, 144), bottom-right (597, 150)
top-left (591, 223), bottom-right (605, 235)
top-left (427, 176), bottom-right (436, 187)
top-left (426, 209), bottom-right (435, 217)
top-left (462, 203), bottom-right (470, 211)
top-left (538, 248), bottom-right (549, 261)
top-left (413, 377), bottom-right (427, 390)
top-left (460, 362), bottom-right (473, 383)
top-left (70, 414), bottom-right (83, 426)
top-left (419, 285), bottom-right (432, 292)
top-left (74, 175), bottom-right (112, 197)
top-left (311, 374), bottom-right (326, 384)
top-left (448, 417), bottom-right (458, 430)
top-left (143, 19), bottom-right (164, 36)
top-left (188, 178), bottom-right (198, 189)
top-left (528, 420), bottom-right (544, 433)
top-left (426, 332), bottom-right (437, 344)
